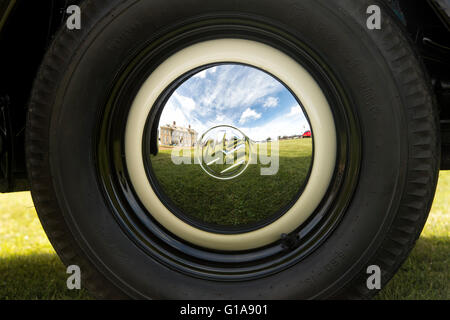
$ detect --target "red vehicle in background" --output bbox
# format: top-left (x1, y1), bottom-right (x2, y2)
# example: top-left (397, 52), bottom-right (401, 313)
top-left (302, 130), bottom-right (312, 138)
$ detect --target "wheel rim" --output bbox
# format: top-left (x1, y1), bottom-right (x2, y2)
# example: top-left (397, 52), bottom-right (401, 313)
top-left (97, 15), bottom-right (361, 281)
top-left (125, 39), bottom-right (336, 251)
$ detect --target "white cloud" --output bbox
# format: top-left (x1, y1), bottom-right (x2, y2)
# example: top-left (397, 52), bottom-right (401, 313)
top-left (196, 65), bottom-right (283, 114)
top-left (193, 66), bottom-right (217, 79)
top-left (158, 65), bottom-right (302, 137)
top-left (287, 105), bottom-right (303, 117)
top-left (239, 108), bottom-right (262, 124)
top-left (159, 92), bottom-right (206, 134)
top-left (263, 97), bottom-right (279, 108)
top-left (193, 70), bottom-right (207, 79)
top-left (241, 104), bottom-right (310, 141)
top-left (172, 92), bottom-right (196, 111)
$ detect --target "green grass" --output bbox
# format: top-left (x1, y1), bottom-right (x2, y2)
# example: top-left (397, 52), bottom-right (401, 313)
top-left (376, 171), bottom-right (450, 300)
top-left (0, 193), bottom-right (92, 299)
top-left (0, 169), bottom-right (448, 299)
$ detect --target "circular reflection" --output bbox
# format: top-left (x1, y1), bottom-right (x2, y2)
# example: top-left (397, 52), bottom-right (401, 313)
top-left (147, 64), bottom-right (313, 232)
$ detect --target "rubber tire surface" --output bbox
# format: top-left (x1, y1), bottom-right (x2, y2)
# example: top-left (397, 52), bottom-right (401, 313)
top-left (26, 0), bottom-right (440, 299)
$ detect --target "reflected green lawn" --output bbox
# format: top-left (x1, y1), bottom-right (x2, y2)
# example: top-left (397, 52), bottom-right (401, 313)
top-left (150, 139), bottom-right (313, 226)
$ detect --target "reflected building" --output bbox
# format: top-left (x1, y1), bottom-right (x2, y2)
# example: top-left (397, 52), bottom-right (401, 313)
top-left (160, 121), bottom-right (198, 147)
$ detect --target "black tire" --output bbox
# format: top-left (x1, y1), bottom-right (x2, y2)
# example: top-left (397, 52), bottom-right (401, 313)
top-left (26, 0), bottom-right (440, 299)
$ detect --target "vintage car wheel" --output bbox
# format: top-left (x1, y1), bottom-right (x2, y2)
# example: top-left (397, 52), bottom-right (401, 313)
top-left (26, 0), bottom-right (439, 299)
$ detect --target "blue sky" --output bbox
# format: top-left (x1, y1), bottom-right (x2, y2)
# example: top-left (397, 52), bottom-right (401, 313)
top-left (159, 64), bottom-right (311, 141)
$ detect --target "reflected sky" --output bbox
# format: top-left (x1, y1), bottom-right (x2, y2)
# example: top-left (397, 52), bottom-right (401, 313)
top-left (159, 64), bottom-right (311, 141)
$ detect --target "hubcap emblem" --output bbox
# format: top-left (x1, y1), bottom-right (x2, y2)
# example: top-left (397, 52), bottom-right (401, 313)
top-left (198, 125), bottom-right (251, 180)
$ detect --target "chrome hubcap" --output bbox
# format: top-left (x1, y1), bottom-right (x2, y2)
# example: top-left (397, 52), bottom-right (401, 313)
top-left (147, 64), bottom-right (314, 231)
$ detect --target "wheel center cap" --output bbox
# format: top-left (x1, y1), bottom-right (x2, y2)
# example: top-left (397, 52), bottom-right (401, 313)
top-left (197, 125), bottom-right (251, 180)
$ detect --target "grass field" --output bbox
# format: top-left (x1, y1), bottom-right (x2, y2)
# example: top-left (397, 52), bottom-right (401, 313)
top-left (376, 170), bottom-right (450, 300)
top-left (0, 168), bottom-right (448, 299)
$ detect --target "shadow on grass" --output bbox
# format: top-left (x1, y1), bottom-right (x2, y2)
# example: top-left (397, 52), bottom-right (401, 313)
top-left (377, 236), bottom-right (449, 300)
top-left (0, 253), bottom-right (92, 300)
